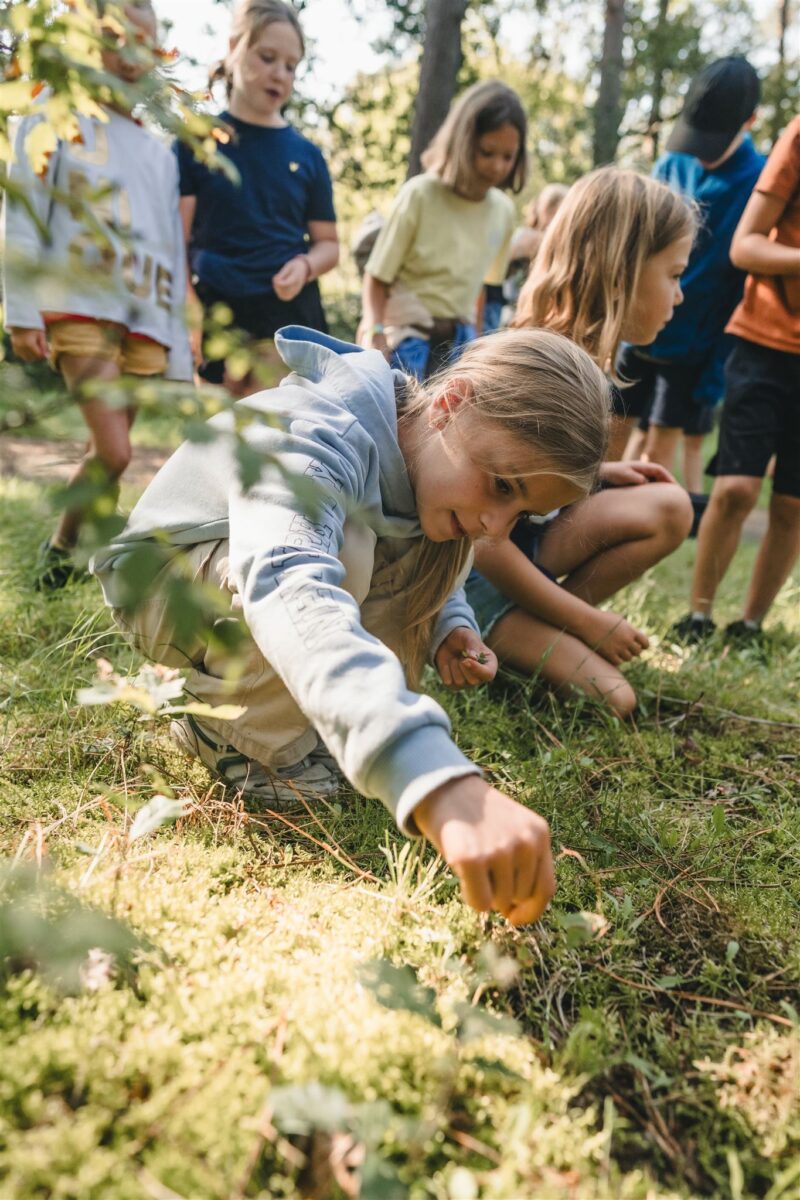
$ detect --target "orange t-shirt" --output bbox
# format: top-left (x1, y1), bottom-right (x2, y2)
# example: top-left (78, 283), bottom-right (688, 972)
top-left (726, 115), bottom-right (800, 354)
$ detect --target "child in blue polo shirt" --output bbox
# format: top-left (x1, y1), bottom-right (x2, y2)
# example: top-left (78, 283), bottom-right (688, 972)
top-left (176, 0), bottom-right (339, 394)
top-left (611, 57), bottom-right (765, 504)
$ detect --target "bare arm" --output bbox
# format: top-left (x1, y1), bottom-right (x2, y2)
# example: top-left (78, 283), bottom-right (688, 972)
top-left (474, 537), bottom-right (648, 665)
top-left (730, 191), bottom-right (800, 277)
top-left (474, 537), bottom-right (597, 641)
top-left (359, 272), bottom-right (391, 354)
top-left (272, 219), bottom-right (340, 302)
top-left (178, 195), bottom-right (204, 363)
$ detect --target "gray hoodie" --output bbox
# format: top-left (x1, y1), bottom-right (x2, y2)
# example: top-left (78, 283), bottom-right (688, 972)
top-left (94, 327), bottom-right (481, 832)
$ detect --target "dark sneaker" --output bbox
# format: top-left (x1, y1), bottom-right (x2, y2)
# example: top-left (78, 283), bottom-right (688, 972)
top-left (34, 540), bottom-right (84, 592)
top-left (170, 713), bottom-right (342, 809)
top-left (724, 620), bottom-right (767, 650)
top-left (669, 613), bottom-right (716, 644)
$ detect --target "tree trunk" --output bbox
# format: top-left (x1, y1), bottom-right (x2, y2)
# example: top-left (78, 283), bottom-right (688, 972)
top-left (646, 0), bottom-right (670, 162)
top-left (593, 0), bottom-right (626, 167)
top-left (778, 0), bottom-right (790, 65)
top-left (407, 0), bottom-right (470, 179)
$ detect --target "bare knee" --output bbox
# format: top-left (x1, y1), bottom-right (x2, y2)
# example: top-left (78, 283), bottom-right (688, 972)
top-left (634, 483), bottom-right (693, 548)
top-left (769, 493), bottom-right (800, 532)
top-left (711, 477), bottom-right (760, 519)
top-left (658, 483), bottom-right (694, 544)
top-left (92, 443), bottom-right (131, 479)
top-left (605, 678), bottom-right (637, 719)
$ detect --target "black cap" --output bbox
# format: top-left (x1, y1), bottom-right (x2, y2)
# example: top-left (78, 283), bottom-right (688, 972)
top-left (666, 57), bottom-right (760, 163)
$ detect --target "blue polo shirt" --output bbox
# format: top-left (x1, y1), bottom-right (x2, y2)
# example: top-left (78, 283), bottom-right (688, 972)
top-left (638, 135), bottom-right (765, 366)
top-left (175, 114), bottom-right (336, 298)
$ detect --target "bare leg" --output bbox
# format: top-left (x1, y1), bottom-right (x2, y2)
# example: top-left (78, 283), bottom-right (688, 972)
top-left (608, 414), bottom-right (638, 461)
top-left (487, 607), bottom-right (636, 718)
top-left (53, 356), bottom-right (128, 549)
top-left (682, 433), bottom-right (705, 494)
top-left (623, 426), bottom-right (648, 462)
top-left (643, 425), bottom-right (681, 476)
top-left (741, 492), bottom-right (800, 622)
top-left (225, 339), bottom-right (287, 398)
top-left (538, 483), bottom-right (693, 605)
top-left (689, 475), bottom-right (761, 615)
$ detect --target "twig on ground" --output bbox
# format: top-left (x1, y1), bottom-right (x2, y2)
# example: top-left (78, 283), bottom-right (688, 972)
top-left (595, 965), bottom-right (794, 1027)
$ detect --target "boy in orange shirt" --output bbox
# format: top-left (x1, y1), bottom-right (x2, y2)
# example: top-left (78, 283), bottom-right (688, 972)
top-left (672, 116), bottom-right (800, 644)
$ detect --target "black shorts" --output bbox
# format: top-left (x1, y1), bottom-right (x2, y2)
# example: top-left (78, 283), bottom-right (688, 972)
top-left (613, 345), bottom-right (715, 436)
top-left (195, 280), bottom-right (328, 384)
top-left (714, 336), bottom-right (800, 497)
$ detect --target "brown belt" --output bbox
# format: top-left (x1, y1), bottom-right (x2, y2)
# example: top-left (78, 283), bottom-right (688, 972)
top-left (410, 317), bottom-right (459, 341)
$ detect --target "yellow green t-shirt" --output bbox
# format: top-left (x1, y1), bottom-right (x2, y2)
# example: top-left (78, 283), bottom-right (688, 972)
top-left (365, 173), bottom-right (515, 320)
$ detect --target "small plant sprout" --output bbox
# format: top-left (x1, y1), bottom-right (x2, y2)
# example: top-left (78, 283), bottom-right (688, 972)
top-left (461, 649), bottom-right (490, 665)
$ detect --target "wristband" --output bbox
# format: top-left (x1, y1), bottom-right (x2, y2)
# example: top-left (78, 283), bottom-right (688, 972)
top-left (299, 253), bottom-right (315, 282)
top-left (370, 323), bottom-right (386, 336)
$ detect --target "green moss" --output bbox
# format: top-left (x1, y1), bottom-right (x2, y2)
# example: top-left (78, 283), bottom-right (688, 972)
top-left (0, 474), bottom-right (798, 1199)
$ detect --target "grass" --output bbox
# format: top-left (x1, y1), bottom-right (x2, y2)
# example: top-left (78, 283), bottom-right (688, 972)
top-left (0, 467), bottom-right (799, 1200)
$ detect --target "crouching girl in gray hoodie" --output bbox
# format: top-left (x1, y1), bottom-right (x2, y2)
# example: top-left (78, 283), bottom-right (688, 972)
top-left (94, 325), bottom-right (609, 924)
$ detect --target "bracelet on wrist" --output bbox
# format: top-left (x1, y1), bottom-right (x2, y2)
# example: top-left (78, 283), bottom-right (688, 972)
top-left (370, 322), bottom-right (386, 336)
top-left (299, 253), bottom-right (315, 283)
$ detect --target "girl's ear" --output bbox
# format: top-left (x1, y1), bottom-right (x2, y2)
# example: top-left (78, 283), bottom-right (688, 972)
top-left (429, 377), bottom-right (473, 428)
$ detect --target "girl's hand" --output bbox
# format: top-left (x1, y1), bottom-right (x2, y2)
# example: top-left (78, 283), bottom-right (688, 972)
top-left (582, 608), bottom-right (649, 665)
top-left (272, 255), bottom-right (312, 302)
top-left (10, 327), bottom-right (48, 362)
top-left (414, 775), bottom-right (556, 925)
top-left (600, 460), bottom-right (677, 486)
top-left (435, 626), bottom-right (497, 689)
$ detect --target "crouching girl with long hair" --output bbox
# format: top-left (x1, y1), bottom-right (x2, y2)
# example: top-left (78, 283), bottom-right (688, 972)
top-left (94, 325), bottom-right (609, 924)
top-left (466, 168), bottom-right (697, 717)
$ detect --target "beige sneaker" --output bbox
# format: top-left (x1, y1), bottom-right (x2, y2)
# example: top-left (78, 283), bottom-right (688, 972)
top-left (170, 714), bottom-right (342, 808)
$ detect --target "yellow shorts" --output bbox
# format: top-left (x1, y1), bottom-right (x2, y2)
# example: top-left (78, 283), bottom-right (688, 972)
top-left (47, 319), bottom-right (168, 376)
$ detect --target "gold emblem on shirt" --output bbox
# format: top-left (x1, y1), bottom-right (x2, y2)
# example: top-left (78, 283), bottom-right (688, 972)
top-left (289, 161), bottom-right (299, 172)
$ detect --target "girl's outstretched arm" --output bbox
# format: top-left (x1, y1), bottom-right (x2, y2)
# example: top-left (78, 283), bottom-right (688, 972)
top-left (475, 538), bottom-right (647, 666)
top-left (414, 776), bottom-right (556, 925)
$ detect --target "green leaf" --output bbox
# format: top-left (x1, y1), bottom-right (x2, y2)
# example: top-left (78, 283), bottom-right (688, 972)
top-left (357, 959), bottom-right (442, 1027)
top-left (452, 1001), bottom-right (520, 1042)
top-left (653, 974), bottom-right (684, 989)
top-left (128, 796), bottom-right (187, 843)
top-left (552, 909), bottom-right (608, 947)
top-left (360, 1152), bottom-right (408, 1200)
top-left (269, 1082), bottom-right (350, 1135)
top-left (235, 440), bottom-right (266, 491)
top-left (711, 804), bottom-right (727, 834)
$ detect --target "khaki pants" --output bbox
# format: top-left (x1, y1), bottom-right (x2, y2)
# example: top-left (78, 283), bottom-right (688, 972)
top-left (112, 524), bottom-right (418, 769)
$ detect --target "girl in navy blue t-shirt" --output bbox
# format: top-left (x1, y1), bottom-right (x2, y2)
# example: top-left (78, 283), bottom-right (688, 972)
top-left (176, 0), bottom-right (339, 393)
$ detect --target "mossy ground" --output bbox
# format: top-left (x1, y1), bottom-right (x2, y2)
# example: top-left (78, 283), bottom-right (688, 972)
top-left (0, 465), bottom-right (798, 1200)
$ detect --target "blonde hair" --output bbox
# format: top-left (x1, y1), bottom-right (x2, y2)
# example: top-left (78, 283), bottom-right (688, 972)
top-left (210, 0), bottom-right (304, 95)
top-left (397, 328), bottom-right (610, 682)
top-left (421, 80), bottom-right (528, 200)
top-left (514, 167), bottom-right (696, 372)
top-left (524, 183), bottom-right (569, 230)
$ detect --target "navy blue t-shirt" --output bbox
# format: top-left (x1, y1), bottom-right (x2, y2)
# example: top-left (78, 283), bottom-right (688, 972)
top-left (637, 136), bottom-right (765, 365)
top-left (175, 114), bottom-right (336, 297)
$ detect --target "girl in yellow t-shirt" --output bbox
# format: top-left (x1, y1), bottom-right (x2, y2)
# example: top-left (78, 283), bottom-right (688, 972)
top-left (360, 80), bottom-right (524, 378)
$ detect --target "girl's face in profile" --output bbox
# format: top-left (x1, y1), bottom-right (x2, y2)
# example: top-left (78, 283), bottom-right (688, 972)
top-left (473, 123), bottom-right (521, 194)
top-left (230, 21), bottom-right (303, 123)
top-left (622, 235), bottom-right (693, 346)
top-left (409, 394), bottom-right (583, 544)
